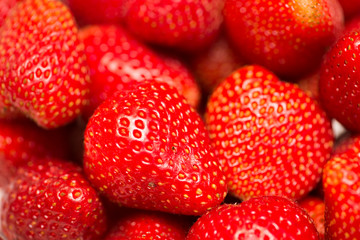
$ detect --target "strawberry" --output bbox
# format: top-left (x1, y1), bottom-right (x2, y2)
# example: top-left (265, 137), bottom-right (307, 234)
top-left (124, 0), bottom-right (224, 51)
top-left (332, 133), bottom-right (360, 155)
top-left (205, 65), bottom-right (333, 201)
top-left (0, 119), bottom-right (70, 173)
top-left (223, 0), bottom-right (344, 78)
top-left (343, 15), bottom-right (360, 34)
top-left (299, 196), bottom-right (326, 240)
top-left (186, 196), bottom-right (319, 239)
top-left (83, 81), bottom-right (227, 215)
top-left (319, 30), bottom-right (360, 132)
top-left (0, 0), bottom-right (91, 129)
top-left (323, 152), bottom-right (360, 239)
top-left (63, 0), bottom-right (131, 26)
top-left (338, 0), bottom-right (360, 20)
top-left (190, 34), bottom-right (245, 93)
top-left (105, 210), bottom-right (189, 240)
top-left (79, 25), bottom-right (200, 118)
top-left (0, 158), bottom-right (107, 239)
top-left (296, 70), bottom-right (320, 101)
top-left (0, 0), bottom-right (21, 27)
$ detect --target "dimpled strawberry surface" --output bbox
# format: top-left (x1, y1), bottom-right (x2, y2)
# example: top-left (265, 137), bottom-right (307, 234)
top-left (2, 0), bottom-right (360, 239)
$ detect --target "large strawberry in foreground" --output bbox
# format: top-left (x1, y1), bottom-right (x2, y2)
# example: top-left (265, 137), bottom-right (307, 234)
top-left (223, 0), bottom-right (344, 78)
top-left (206, 65), bottom-right (333, 201)
top-left (186, 196), bottom-right (319, 240)
top-left (0, 0), bottom-right (91, 128)
top-left (1, 158), bottom-right (107, 240)
top-left (84, 81), bottom-right (227, 215)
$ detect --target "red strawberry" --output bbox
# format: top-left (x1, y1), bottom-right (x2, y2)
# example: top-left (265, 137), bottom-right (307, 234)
top-left (0, 119), bottom-right (70, 173)
top-left (190, 34), bottom-right (245, 93)
top-left (0, 158), bottom-right (107, 239)
top-left (0, 0), bottom-right (21, 27)
top-left (186, 196), bottom-right (319, 239)
top-left (158, 53), bottom-right (200, 108)
top-left (332, 133), bottom-right (360, 155)
top-left (299, 196), bottom-right (326, 239)
top-left (223, 0), bottom-right (344, 78)
top-left (296, 70), bottom-right (320, 101)
top-left (205, 65), bottom-right (333, 201)
top-left (323, 152), bottom-right (360, 239)
top-left (79, 25), bottom-right (200, 118)
top-left (0, 0), bottom-right (91, 129)
top-left (63, 0), bottom-right (131, 25)
top-left (124, 0), bottom-right (224, 51)
top-left (319, 30), bottom-right (360, 132)
top-left (338, 0), bottom-right (360, 20)
top-left (343, 15), bottom-right (360, 34)
top-left (105, 210), bottom-right (189, 240)
top-left (83, 81), bottom-right (227, 215)
top-left (0, 96), bottom-right (23, 120)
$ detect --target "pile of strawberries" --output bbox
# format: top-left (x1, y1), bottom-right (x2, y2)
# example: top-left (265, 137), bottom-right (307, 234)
top-left (0, 0), bottom-right (360, 239)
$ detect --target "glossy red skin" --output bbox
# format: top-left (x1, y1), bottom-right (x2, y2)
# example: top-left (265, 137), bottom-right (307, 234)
top-left (190, 35), bottom-right (245, 93)
top-left (0, 0), bottom-right (21, 27)
top-left (105, 210), bottom-right (188, 240)
top-left (63, 0), bottom-right (131, 26)
top-left (338, 0), bottom-right (360, 20)
top-left (79, 25), bottom-right (200, 118)
top-left (0, 0), bottom-right (91, 129)
top-left (223, 0), bottom-right (344, 78)
top-left (1, 159), bottom-right (107, 240)
top-left (205, 65), bottom-right (334, 201)
top-left (323, 152), bottom-right (360, 239)
top-left (319, 31), bottom-right (360, 132)
top-left (186, 196), bottom-right (319, 240)
top-left (84, 81), bottom-right (227, 215)
top-left (299, 196), bottom-right (325, 240)
top-left (124, 0), bottom-right (224, 51)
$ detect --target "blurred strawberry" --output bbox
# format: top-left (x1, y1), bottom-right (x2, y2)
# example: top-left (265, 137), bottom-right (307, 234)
top-left (338, 0), bottom-right (360, 20)
top-left (0, 0), bottom-right (21, 26)
top-left (63, 0), bottom-right (131, 26)
top-left (319, 30), bottom-right (360, 131)
top-left (299, 196), bottom-right (325, 239)
top-left (342, 15), bottom-right (360, 36)
top-left (79, 25), bottom-right (200, 118)
top-left (1, 158), bottom-right (107, 239)
top-left (297, 70), bottom-right (320, 101)
top-left (186, 196), bottom-right (319, 239)
top-left (124, 0), bottom-right (224, 51)
top-left (190, 35), bottom-right (245, 93)
top-left (84, 81), bottom-right (227, 215)
top-left (0, 119), bottom-right (70, 172)
top-left (105, 210), bottom-right (189, 240)
top-left (0, 0), bottom-right (91, 129)
top-left (323, 152), bottom-right (360, 239)
top-left (206, 65), bottom-right (333, 201)
top-left (223, 0), bottom-right (344, 78)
